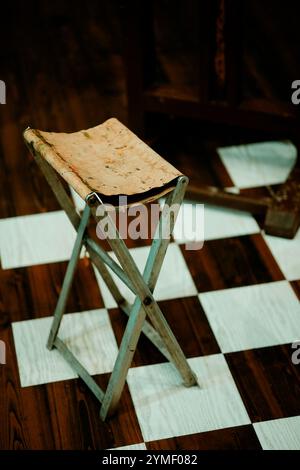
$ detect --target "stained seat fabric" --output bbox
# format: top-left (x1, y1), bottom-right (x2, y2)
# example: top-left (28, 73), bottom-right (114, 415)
top-left (24, 118), bottom-right (181, 205)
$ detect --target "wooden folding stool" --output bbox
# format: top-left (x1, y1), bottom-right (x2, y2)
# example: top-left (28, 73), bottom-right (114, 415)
top-left (24, 118), bottom-right (197, 420)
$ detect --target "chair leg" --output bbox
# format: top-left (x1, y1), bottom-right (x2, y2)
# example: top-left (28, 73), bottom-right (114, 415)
top-left (34, 150), bottom-right (171, 358)
top-left (100, 294), bottom-right (149, 419)
top-left (32, 151), bottom-right (126, 306)
top-left (98, 177), bottom-right (197, 420)
top-left (47, 204), bottom-right (90, 349)
top-left (34, 152), bottom-right (197, 420)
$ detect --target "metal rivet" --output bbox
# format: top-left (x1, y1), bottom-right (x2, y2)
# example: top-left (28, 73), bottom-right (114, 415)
top-left (143, 296), bottom-right (152, 306)
top-left (88, 195), bottom-right (97, 206)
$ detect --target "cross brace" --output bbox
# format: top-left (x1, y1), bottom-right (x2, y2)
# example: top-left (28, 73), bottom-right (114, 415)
top-left (29, 145), bottom-right (198, 420)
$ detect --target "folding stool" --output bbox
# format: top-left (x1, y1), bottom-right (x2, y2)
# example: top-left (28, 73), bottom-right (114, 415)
top-left (24, 118), bottom-right (197, 420)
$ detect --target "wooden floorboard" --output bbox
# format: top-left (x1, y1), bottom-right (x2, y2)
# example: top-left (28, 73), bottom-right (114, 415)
top-left (180, 233), bottom-right (284, 293)
top-left (146, 425), bottom-right (262, 450)
top-left (0, 259), bottom-right (104, 323)
top-left (226, 345), bottom-right (300, 422)
top-left (108, 296), bottom-right (220, 368)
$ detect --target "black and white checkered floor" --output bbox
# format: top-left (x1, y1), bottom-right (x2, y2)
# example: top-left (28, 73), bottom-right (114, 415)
top-left (1, 141), bottom-right (299, 450)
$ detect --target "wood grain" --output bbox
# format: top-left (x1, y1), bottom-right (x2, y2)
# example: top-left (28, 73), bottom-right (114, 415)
top-left (0, 259), bottom-right (104, 324)
top-left (181, 233), bottom-right (284, 292)
top-left (226, 345), bottom-right (300, 422)
top-left (108, 296), bottom-right (220, 368)
top-left (147, 425), bottom-right (262, 450)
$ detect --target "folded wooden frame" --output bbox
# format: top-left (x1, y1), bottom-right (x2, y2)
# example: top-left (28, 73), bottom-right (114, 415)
top-left (25, 136), bottom-right (197, 421)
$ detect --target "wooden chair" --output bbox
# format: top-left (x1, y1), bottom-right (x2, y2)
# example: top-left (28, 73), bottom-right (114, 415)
top-left (24, 118), bottom-right (197, 420)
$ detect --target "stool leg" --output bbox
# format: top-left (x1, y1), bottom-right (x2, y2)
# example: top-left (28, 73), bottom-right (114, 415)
top-left (32, 151), bottom-right (127, 307)
top-left (47, 204), bottom-right (90, 350)
top-left (99, 177), bottom-right (197, 420)
top-left (100, 295), bottom-right (148, 419)
top-left (31, 143), bottom-right (196, 420)
top-left (89, 249), bottom-right (126, 306)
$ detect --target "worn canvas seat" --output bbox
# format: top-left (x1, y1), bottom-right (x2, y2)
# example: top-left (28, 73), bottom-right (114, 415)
top-left (24, 118), bottom-right (181, 205)
top-left (24, 118), bottom-right (197, 420)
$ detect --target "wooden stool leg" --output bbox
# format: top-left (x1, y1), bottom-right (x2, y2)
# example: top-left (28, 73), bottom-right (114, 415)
top-left (33, 148), bottom-right (197, 420)
top-left (100, 294), bottom-right (150, 419)
top-left (98, 177), bottom-right (197, 420)
top-left (31, 150), bottom-right (127, 307)
top-left (28, 137), bottom-right (198, 420)
top-left (47, 204), bottom-right (90, 349)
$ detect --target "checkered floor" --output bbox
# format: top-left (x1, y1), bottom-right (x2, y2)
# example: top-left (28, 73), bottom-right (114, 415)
top-left (1, 141), bottom-right (300, 450)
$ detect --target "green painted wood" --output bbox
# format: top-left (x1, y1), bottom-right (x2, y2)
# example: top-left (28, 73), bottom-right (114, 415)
top-left (86, 237), bottom-right (136, 295)
top-left (30, 148), bottom-right (82, 228)
top-left (47, 204), bottom-right (91, 349)
top-left (33, 151), bottom-right (126, 305)
top-left (120, 300), bottom-right (171, 362)
top-left (54, 337), bottom-right (105, 402)
top-left (31, 144), bottom-right (197, 421)
top-left (99, 177), bottom-right (197, 420)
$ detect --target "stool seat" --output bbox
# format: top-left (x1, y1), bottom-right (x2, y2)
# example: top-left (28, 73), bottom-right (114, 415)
top-left (24, 118), bottom-right (181, 205)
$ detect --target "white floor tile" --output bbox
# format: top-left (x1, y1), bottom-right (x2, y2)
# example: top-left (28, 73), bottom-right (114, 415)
top-left (204, 205), bottom-right (259, 241)
top-left (254, 416), bottom-right (300, 450)
top-left (12, 309), bottom-right (118, 387)
top-left (164, 198), bottom-right (259, 245)
top-left (263, 229), bottom-right (300, 281)
top-left (109, 443), bottom-right (146, 451)
top-left (199, 281), bottom-right (300, 353)
top-left (127, 355), bottom-right (250, 442)
top-left (0, 211), bottom-right (82, 269)
top-left (172, 201), bottom-right (204, 246)
top-left (218, 141), bottom-right (296, 188)
top-left (94, 243), bottom-right (197, 308)
top-left (173, 203), bottom-right (259, 244)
